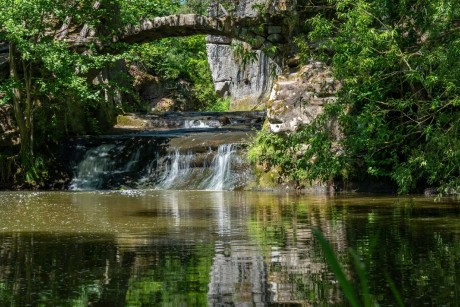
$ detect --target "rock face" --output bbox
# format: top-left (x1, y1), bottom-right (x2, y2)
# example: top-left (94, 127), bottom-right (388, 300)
top-left (206, 0), bottom-right (280, 110)
top-left (266, 62), bottom-right (341, 132)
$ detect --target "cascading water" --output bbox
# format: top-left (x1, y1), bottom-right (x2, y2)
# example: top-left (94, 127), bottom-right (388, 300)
top-left (184, 119), bottom-right (219, 129)
top-left (200, 144), bottom-right (237, 190)
top-left (69, 144), bottom-right (117, 190)
top-left (66, 111), bottom-right (263, 191)
top-left (68, 138), bottom-right (160, 190)
top-left (69, 141), bottom-right (249, 191)
top-left (156, 151), bottom-right (197, 189)
top-left (154, 144), bottom-right (245, 190)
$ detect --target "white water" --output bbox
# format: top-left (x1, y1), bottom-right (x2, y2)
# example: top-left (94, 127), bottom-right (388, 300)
top-left (70, 143), bottom-right (246, 191)
top-left (69, 144), bottom-right (117, 190)
top-left (156, 144), bottom-right (242, 190)
top-left (156, 151), bottom-right (196, 189)
top-left (184, 119), bottom-right (221, 129)
top-left (200, 144), bottom-right (237, 190)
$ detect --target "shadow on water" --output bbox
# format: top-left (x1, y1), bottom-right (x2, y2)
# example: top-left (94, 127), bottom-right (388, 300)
top-left (0, 191), bottom-right (459, 305)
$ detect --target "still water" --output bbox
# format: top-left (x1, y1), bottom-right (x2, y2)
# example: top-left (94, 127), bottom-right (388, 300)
top-left (0, 190), bottom-right (458, 306)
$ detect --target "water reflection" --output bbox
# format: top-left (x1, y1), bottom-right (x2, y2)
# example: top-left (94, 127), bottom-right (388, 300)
top-left (0, 191), bottom-right (458, 305)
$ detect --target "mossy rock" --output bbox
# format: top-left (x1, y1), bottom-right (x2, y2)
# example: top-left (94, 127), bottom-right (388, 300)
top-left (116, 115), bottom-right (147, 128)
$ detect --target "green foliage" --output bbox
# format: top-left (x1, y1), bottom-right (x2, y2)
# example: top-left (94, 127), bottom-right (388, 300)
top-left (0, 0), bottom-right (230, 187)
top-left (119, 0), bottom-right (180, 24)
top-left (312, 0), bottom-right (460, 193)
top-left (231, 41), bottom-right (259, 69)
top-left (178, 0), bottom-right (212, 15)
top-left (252, 0), bottom-right (460, 193)
top-left (206, 97), bottom-right (230, 112)
top-left (0, 1), bottom-right (142, 186)
top-left (248, 106), bottom-right (348, 186)
top-left (126, 35), bottom-right (221, 111)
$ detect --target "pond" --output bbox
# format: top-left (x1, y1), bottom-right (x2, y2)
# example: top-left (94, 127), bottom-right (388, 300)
top-left (0, 190), bottom-right (458, 306)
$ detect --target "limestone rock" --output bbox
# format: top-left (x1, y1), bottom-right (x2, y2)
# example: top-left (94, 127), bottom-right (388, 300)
top-left (267, 62), bottom-right (341, 132)
top-left (206, 43), bottom-right (278, 110)
top-left (206, 0), bottom-right (280, 111)
top-left (236, 0), bottom-right (265, 17)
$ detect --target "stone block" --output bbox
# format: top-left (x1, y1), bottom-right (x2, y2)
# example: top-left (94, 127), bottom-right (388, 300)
top-left (267, 33), bottom-right (283, 43)
top-left (206, 35), bottom-right (232, 45)
top-left (267, 26), bottom-right (282, 34)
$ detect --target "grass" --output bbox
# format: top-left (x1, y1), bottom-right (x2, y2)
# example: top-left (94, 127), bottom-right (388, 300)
top-left (312, 228), bottom-right (404, 307)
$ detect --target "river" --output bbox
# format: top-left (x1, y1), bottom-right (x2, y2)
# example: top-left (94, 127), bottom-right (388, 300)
top-left (0, 190), bottom-right (458, 306)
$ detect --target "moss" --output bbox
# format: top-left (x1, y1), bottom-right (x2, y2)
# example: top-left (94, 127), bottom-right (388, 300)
top-left (116, 115), bottom-right (147, 128)
top-left (230, 97), bottom-right (267, 111)
top-left (250, 164), bottom-right (282, 189)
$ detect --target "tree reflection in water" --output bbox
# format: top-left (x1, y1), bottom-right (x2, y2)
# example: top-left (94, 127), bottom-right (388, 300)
top-left (0, 191), bottom-right (458, 305)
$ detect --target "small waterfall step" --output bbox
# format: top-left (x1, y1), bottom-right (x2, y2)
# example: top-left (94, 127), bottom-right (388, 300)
top-left (64, 111), bottom-right (262, 191)
top-left (151, 144), bottom-right (247, 191)
top-left (68, 140), bottom-right (249, 191)
top-left (114, 110), bottom-right (266, 131)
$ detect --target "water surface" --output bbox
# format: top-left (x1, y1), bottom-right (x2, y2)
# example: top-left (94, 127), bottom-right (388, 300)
top-left (0, 191), bottom-right (459, 306)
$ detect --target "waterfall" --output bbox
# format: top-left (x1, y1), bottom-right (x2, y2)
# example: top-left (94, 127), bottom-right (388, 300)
top-left (200, 144), bottom-right (237, 190)
top-left (184, 119), bottom-right (218, 129)
top-left (69, 141), bottom-right (248, 191)
top-left (156, 151), bottom-right (197, 190)
top-left (69, 144), bottom-right (117, 190)
top-left (155, 144), bottom-right (244, 191)
top-left (69, 142), bottom-right (152, 190)
top-left (65, 111), bottom-right (263, 191)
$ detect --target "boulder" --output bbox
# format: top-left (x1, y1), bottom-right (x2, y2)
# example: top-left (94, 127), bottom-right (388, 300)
top-left (267, 61), bottom-right (341, 132)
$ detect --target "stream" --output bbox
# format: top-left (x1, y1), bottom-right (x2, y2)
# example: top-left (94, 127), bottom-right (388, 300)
top-left (0, 191), bottom-right (459, 306)
top-left (0, 112), bottom-right (459, 306)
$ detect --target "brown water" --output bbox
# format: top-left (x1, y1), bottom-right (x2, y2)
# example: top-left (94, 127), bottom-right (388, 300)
top-left (0, 190), bottom-right (459, 306)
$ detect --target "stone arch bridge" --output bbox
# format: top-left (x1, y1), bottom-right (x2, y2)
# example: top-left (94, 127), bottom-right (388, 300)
top-left (0, 0), bottom-right (333, 112)
top-left (66, 13), bottom-right (287, 52)
top-left (58, 0), bottom-right (298, 109)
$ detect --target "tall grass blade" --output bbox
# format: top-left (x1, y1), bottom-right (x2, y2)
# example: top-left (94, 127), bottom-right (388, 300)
top-left (385, 272), bottom-right (405, 307)
top-left (350, 249), bottom-right (372, 307)
top-left (312, 227), bottom-right (361, 307)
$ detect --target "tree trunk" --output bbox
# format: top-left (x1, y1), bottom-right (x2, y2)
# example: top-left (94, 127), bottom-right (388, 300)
top-left (9, 42), bottom-right (33, 172)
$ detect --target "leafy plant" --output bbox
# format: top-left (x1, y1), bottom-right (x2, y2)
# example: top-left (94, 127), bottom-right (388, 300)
top-left (231, 41), bottom-right (259, 69)
top-left (206, 98), bottom-right (230, 112)
top-left (126, 35), bottom-right (220, 111)
top-left (252, 0), bottom-right (460, 194)
top-left (248, 105), bottom-right (348, 188)
top-left (310, 0), bottom-right (460, 194)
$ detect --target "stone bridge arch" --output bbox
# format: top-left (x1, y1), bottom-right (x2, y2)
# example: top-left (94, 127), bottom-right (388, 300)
top-left (1, 1), bottom-right (296, 110)
top-left (64, 5), bottom-right (289, 109)
top-left (67, 12), bottom-right (286, 53)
